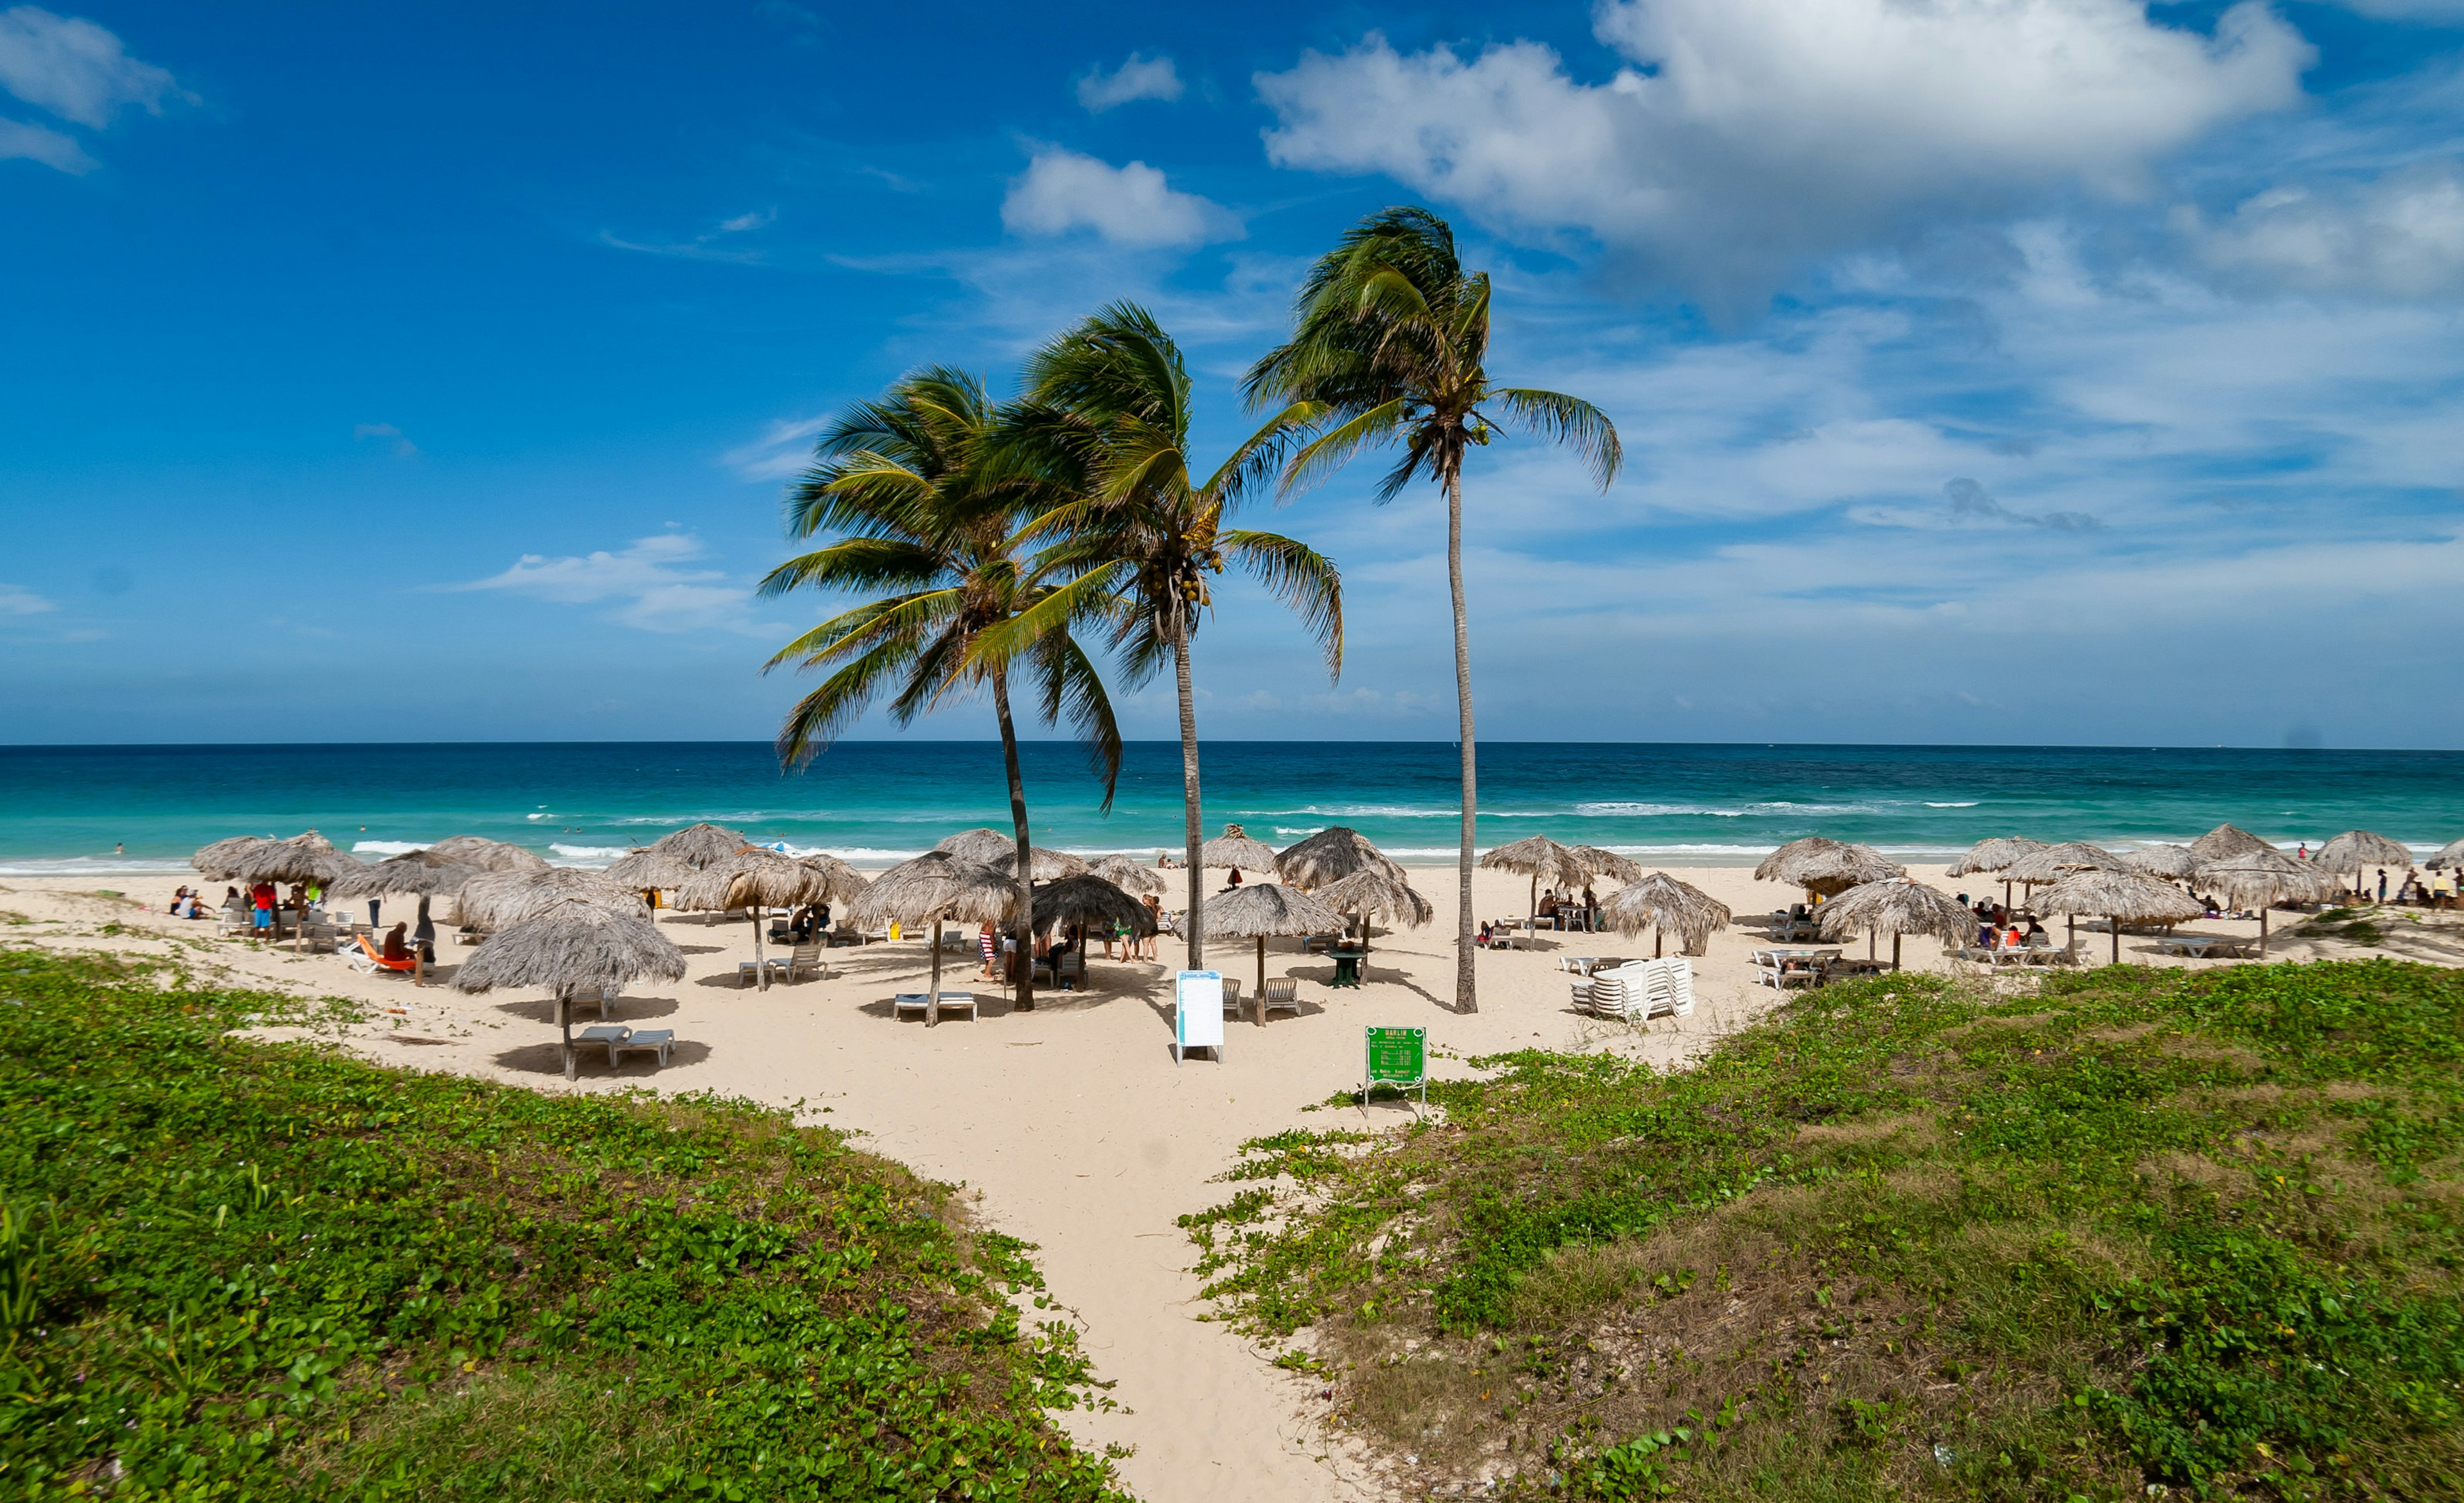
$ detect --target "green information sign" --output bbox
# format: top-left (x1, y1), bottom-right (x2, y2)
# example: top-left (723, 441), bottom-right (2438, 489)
top-left (1362, 1026), bottom-right (1427, 1108)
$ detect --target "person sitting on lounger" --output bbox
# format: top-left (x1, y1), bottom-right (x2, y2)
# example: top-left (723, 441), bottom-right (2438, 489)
top-left (382, 922), bottom-right (411, 963)
top-left (2026, 920), bottom-right (2048, 945)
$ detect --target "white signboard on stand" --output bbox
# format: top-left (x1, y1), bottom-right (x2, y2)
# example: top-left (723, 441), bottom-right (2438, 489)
top-left (1174, 970), bottom-right (1224, 1064)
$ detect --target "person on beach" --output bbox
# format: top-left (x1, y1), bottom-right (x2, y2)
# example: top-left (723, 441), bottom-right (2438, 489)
top-left (1142, 895), bottom-right (1161, 959)
top-left (367, 896), bottom-right (382, 927)
top-left (250, 881), bottom-right (276, 934)
top-left (2378, 868), bottom-right (2389, 901)
top-left (382, 922), bottom-right (411, 963)
top-left (979, 923), bottom-right (997, 980)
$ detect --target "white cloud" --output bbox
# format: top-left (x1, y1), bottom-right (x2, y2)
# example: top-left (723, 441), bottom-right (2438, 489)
top-left (1000, 146), bottom-right (1240, 248)
top-left (454, 534), bottom-right (778, 636)
top-left (1077, 52), bottom-right (1183, 111)
top-left (723, 413), bottom-right (830, 481)
top-left (0, 582), bottom-right (56, 614)
top-left (0, 112), bottom-right (85, 170)
top-left (2191, 166), bottom-right (2464, 299)
top-left (0, 6), bottom-right (183, 128)
top-left (1255, 1), bottom-right (2311, 302)
top-left (353, 421), bottom-right (418, 458)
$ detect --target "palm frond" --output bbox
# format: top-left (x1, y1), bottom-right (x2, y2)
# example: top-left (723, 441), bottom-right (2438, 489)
top-left (1488, 387), bottom-right (1624, 490)
top-left (1279, 398), bottom-right (1410, 498)
top-left (1031, 631), bottom-right (1124, 811)
top-left (1223, 530), bottom-right (1343, 681)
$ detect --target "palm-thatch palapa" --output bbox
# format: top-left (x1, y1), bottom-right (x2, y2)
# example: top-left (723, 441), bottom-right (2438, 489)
top-left (2190, 823), bottom-right (2276, 864)
top-left (1756, 839), bottom-right (1904, 900)
top-left (2028, 870), bottom-right (2207, 965)
top-left (983, 846), bottom-right (1091, 883)
top-left (2313, 830), bottom-right (2415, 894)
top-left (849, 852), bottom-right (1019, 1012)
top-left (2121, 844), bottom-right (2198, 881)
top-left (191, 831), bottom-right (366, 952)
top-left (327, 850), bottom-right (481, 944)
top-left (452, 897), bottom-right (686, 1079)
top-left (1032, 876), bottom-right (1157, 985)
top-left (2429, 837), bottom-right (2464, 871)
top-left (1199, 883), bottom-right (1342, 1023)
top-left (1944, 836), bottom-right (2047, 910)
top-left (1815, 879), bottom-right (1970, 970)
top-left (934, 828), bottom-right (1019, 864)
top-left (2194, 848), bottom-right (2334, 956)
top-left (1478, 835), bottom-right (1628, 934)
top-left (2003, 841), bottom-right (2125, 889)
top-left (456, 867), bottom-right (648, 933)
top-left (1200, 824), bottom-right (1280, 877)
top-left (603, 848), bottom-right (698, 892)
top-left (1312, 868), bottom-right (1433, 941)
top-left (1275, 826), bottom-right (1407, 891)
top-left (1600, 872), bottom-right (1731, 958)
top-left (1571, 846), bottom-right (1643, 885)
top-left (673, 847), bottom-right (848, 991)
top-left (1090, 854), bottom-right (1170, 897)
top-left (641, 823), bottom-right (753, 870)
top-left (424, 836), bottom-right (551, 874)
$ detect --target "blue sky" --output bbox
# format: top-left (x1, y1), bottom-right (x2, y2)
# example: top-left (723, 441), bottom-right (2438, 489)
top-left (3, 0), bottom-right (2460, 749)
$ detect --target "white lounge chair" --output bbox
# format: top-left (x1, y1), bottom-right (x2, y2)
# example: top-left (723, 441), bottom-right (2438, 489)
top-left (932, 991), bottom-right (977, 1024)
top-left (576, 1024), bottom-right (629, 1069)
top-left (1220, 977), bottom-right (1245, 1022)
top-left (893, 992), bottom-right (931, 1022)
top-left (779, 943), bottom-right (827, 983)
top-left (612, 1029), bottom-right (675, 1069)
top-left (1262, 977), bottom-right (1299, 1019)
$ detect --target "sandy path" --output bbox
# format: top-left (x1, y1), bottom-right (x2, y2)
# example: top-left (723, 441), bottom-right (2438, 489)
top-left (0, 864), bottom-right (2300, 1500)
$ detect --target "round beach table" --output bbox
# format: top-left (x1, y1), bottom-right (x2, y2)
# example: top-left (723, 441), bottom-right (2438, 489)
top-left (1329, 946), bottom-right (1367, 988)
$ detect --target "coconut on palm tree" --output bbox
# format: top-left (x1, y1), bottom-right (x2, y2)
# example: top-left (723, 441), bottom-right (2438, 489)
top-left (1245, 207), bottom-right (1621, 1012)
top-left (999, 302), bottom-right (1343, 970)
top-left (758, 366), bottom-right (1122, 1011)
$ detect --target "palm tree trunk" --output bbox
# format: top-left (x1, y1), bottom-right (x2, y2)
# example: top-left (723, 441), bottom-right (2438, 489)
top-left (1446, 467), bottom-right (1478, 1013)
top-left (991, 671), bottom-right (1037, 1012)
top-left (1173, 624), bottom-right (1204, 971)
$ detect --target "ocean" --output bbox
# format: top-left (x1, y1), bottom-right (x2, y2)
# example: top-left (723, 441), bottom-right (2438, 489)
top-left (2, 741), bottom-right (2458, 878)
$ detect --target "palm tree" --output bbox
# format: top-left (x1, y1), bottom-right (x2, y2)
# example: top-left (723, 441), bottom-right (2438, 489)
top-left (997, 302), bottom-right (1343, 969)
top-left (1245, 207), bottom-right (1621, 1013)
top-left (757, 366), bottom-right (1122, 1011)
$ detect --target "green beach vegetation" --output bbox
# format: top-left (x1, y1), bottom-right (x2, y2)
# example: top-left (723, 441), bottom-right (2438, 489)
top-left (0, 946), bottom-right (1126, 1500)
top-left (1185, 959), bottom-right (2463, 1498)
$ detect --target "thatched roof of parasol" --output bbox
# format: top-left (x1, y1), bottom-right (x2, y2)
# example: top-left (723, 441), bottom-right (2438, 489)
top-left (1313, 868), bottom-right (1433, 927)
top-left (603, 848), bottom-right (697, 889)
top-left (1198, 882), bottom-right (1342, 940)
top-left (984, 846), bottom-right (1091, 882)
top-left (425, 836), bottom-right (550, 874)
top-left (2190, 823), bottom-right (2276, 863)
top-left (192, 831), bottom-right (363, 886)
top-left (2029, 870), bottom-right (2207, 924)
top-left (1571, 846), bottom-right (1643, 885)
top-left (1944, 837), bottom-right (2044, 877)
top-left (1201, 825), bottom-right (1281, 873)
top-left (2196, 848), bottom-right (2336, 909)
top-left (452, 898), bottom-right (685, 994)
top-left (327, 850), bottom-right (481, 899)
top-left (1815, 879), bottom-right (1972, 945)
top-left (2003, 841), bottom-right (2125, 886)
top-left (1477, 835), bottom-right (1591, 888)
top-left (672, 848), bottom-right (835, 912)
top-left (934, 828), bottom-right (1018, 864)
top-left (456, 867), bottom-right (648, 931)
top-left (847, 852), bottom-right (1017, 929)
top-left (2121, 844), bottom-right (2198, 880)
top-left (798, 852), bottom-right (871, 902)
top-left (1276, 826), bottom-right (1406, 889)
top-left (2313, 830), bottom-right (2414, 872)
top-left (2429, 837), bottom-right (2464, 870)
top-left (1600, 872), bottom-right (1731, 949)
top-left (639, 823), bottom-right (751, 869)
top-left (1090, 854), bottom-right (1170, 896)
top-left (1763, 841), bottom-right (1904, 897)
top-left (1034, 875), bottom-right (1158, 937)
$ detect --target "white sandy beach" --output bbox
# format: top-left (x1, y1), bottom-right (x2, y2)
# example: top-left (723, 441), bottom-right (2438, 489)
top-left (0, 864), bottom-right (2398, 1501)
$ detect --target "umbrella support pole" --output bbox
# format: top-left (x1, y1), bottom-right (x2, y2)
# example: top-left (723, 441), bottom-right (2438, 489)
top-left (753, 906), bottom-right (766, 990)
top-left (1256, 936), bottom-right (1267, 1026)
top-left (1891, 934), bottom-right (1901, 972)
top-left (928, 917), bottom-right (943, 1024)
top-left (2260, 909), bottom-right (2268, 958)
top-left (560, 989), bottom-right (575, 1081)
top-left (2112, 918), bottom-right (2121, 967)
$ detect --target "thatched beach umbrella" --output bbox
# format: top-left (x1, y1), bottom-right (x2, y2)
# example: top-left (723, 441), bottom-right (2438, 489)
top-left (1090, 854), bottom-right (1170, 897)
top-left (604, 848), bottom-right (697, 892)
top-left (1200, 883), bottom-right (1341, 1020)
top-left (2313, 830), bottom-right (2415, 896)
top-left (1479, 834), bottom-right (1623, 933)
top-left (2030, 870), bottom-right (2206, 965)
top-left (425, 836), bottom-right (550, 874)
top-left (643, 823), bottom-right (752, 869)
top-left (453, 897), bottom-right (686, 1079)
top-left (1313, 868), bottom-right (1433, 941)
top-left (457, 866), bottom-right (649, 931)
top-left (2003, 842), bottom-right (2125, 890)
top-left (1945, 836), bottom-right (2046, 913)
top-left (850, 852), bottom-right (1018, 1014)
top-left (984, 846), bottom-right (1091, 882)
top-left (1276, 826), bottom-right (1406, 890)
top-left (192, 831), bottom-right (366, 952)
top-left (1201, 824), bottom-right (1280, 878)
top-left (674, 847), bottom-right (844, 991)
top-left (327, 849), bottom-right (481, 943)
top-left (2190, 823), bottom-right (2275, 864)
top-left (2122, 845), bottom-right (2198, 881)
top-left (1815, 878), bottom-right (1969, 971)
top-left (2195, 848), bottom-right (2334, 956)
top-left (934, 828), bottom-right (1018, 864)
top-left (1571, 846), bottom-right (1643, 885)
top-left (2428, 837), bottom-right (2464, 871)
top-left (1033, 875), bottom-right (1157, 984)
top-left (1759, 840), bottom-right (1904, 900)
top-left (1600, 872), bottom-right (1731, 958)
top-left (1755, 836), bottom-right (1843, 886)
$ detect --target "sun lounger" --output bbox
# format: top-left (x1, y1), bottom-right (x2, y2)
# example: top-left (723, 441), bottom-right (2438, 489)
top-left (2153, 934), bottom-right (2257, 959)
top-left (350, 934), bottom-right (423, 983)
top-left (576, 1024), bottom-right (630, 1068)
top-left (611, 1028), bottom-right (674, 1069)
top-left (1262, 977), bottom-right (1299, 1019)
top-left (893, 992), bottom-right (931, 1022)
top-left (1220, 977), bottom-right (1245, 1022)
top-left (932, 991), bottom-right (977, 1024)
top-left (780, 942), bottom-right (827, 983)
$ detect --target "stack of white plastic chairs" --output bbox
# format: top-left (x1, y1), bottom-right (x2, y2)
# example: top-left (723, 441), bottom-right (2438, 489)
top-left (1571, 958), bottom-right (1695, 1021)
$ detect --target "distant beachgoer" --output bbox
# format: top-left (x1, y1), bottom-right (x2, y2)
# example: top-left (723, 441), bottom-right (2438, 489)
top-left (1228, 868), bottom-right (1243, 888)
top-left (250, 881), bottom-right (276, 933)
top-left (2297, 842), bottom-right (2308, 861)
top-left (979, 923), bottom-right (997, 979)
top-left (1142, 897), bottom-right (1161, 959)
top-left (2377, 868), bottom-right (2389, 901)
top-left (114, 843), bottom-right (123, 855)
top-left (368, 897), bottom-right (382, 927)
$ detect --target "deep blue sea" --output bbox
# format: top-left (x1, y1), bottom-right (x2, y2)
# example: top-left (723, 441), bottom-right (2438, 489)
top-left (1, 741), bottom-right (2458, 877)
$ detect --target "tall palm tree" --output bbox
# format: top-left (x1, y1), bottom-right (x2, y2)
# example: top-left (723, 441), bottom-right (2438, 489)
top-left (996, 302), bottom-right (1343, 968)
top-left (757, 366), bottom-right (1122, 1011)
top-left (1245, 207), bottom-right (1621, 1013)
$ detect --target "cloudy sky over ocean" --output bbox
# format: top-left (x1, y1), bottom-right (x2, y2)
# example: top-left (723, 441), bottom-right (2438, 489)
top-left (4, 1), bottom-right (2460, 747)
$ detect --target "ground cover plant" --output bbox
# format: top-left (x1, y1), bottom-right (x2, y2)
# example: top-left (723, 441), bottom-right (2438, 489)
top-left (1186, 961), bottom-right (2464, 1499)
top-left (0, 947), bottom-right (1126, 1501)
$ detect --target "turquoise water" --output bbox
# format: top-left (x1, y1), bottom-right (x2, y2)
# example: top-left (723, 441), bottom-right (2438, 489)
top-left (2, 741), bottom-right (2458, 877)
